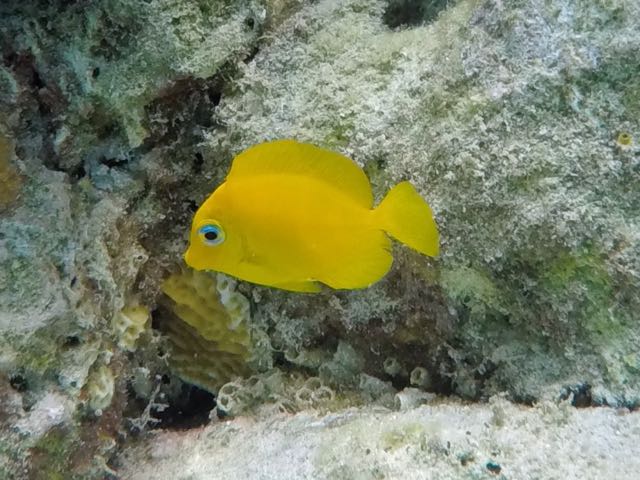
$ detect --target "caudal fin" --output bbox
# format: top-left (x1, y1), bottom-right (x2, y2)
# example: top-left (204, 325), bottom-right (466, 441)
top-left (374, 181), bottom-right (439, 256)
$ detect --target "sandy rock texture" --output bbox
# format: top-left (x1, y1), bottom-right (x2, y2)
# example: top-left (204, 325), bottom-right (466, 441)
top-left (117, 397), bottom-right (640, 480)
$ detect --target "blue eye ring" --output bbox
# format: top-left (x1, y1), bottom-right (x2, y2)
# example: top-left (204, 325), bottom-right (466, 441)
top-left (198, 223), bottom-right (225, 246)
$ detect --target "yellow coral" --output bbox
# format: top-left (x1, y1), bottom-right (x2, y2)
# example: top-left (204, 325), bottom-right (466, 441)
top-left (112, 304), bottom-right (150, 351)
top-left (161, 268), bottom-right (252, 392)
top-left (162, 269), bottom-right (250, 353)
top-left (164, 317), bottom-right (250, 393)
top-left (0, 132), bottom-right (22, 211)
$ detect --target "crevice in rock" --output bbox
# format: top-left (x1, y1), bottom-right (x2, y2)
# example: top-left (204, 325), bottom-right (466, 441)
top-left (560, 383), bottom-right (599, 408)
top-left (152, 384), bottom-right (216, 430)
top-left (141, 75), bottom-right (224, 149)
top-left (383, 0), bottom-right (453, 29)
top-left (9, 373), bottom-right (28, 392)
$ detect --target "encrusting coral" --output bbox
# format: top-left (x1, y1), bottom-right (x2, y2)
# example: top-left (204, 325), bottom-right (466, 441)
top-left (162, 268), bottom-right (251, 353)
top-left (160, 268), bottom-right (253, 392)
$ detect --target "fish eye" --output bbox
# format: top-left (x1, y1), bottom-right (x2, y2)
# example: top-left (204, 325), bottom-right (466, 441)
top-left (198, 223), bottom-right (225, 246)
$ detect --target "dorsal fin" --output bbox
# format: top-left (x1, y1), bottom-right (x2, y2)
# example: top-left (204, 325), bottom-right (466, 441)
top-left (226, 140), bottom-right (373, 207)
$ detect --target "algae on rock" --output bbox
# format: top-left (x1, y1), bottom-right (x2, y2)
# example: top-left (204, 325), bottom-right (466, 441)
top-left (0, 0), bottom-right (269, 476)
top-left (1, 0), bottom-right (640, 477)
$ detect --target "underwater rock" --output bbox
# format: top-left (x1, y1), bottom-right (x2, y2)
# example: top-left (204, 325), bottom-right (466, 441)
top-left (14, 392), bottom-right (74, 440)
top-left (0, 0), bottom-right (267, 475)
top-left (0, 0), bottom-right (266, 168)
top-left (0, 133), bottom-right (22, 212)
top-left (394, 387), bottom-right (436, 411)
top-left (1, 0), bottom-right (640, 477)
top-left (213, 0), bottom-right (640, 405)
top-left (117, 399), bottom-right (640, 479)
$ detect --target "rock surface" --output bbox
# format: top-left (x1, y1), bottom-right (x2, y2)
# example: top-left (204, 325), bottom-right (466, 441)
top-left (117, 397), bottom-right (640, 480)
top-left (0, 0), bottom-right (638, 477)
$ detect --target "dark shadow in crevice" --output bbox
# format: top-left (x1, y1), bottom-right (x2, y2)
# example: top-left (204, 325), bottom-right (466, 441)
top-left (560, 383), bottom-right (601, 408)
top-left (152, 383), bottom-right (217, 430)
top-left (383, 0), bottom-right (453, 29)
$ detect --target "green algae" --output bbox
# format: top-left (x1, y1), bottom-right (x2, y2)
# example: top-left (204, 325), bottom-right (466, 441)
top-left (540, 249), bottom-right (617, 332)
top-left (322, 121), bottom-right (355, 149)
top-left (441, 266), bottom-right (504, 317)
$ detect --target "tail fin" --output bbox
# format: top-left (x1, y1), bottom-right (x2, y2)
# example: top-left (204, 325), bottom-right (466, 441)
top-left (374, 181), bottom-right (439, 256)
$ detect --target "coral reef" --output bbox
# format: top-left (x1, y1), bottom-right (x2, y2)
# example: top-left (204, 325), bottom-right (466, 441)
top-left (211, 0), bottom-right (640, 406)
top-left (1, 0), bottom-right (639, 477)
top-left (0, 0), bottom-right (267, 475)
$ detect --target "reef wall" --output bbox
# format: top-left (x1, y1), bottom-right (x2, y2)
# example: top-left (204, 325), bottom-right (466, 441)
top-left (0, 0), bottom-right (638, 477)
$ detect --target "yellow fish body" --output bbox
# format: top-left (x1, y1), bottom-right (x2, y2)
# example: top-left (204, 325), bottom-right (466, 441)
top-left (184, 140), bottom-right (439, 292)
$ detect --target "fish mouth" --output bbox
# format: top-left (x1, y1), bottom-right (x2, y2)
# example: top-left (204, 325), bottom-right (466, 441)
top-left (183, 247), bottom-right (200, 269)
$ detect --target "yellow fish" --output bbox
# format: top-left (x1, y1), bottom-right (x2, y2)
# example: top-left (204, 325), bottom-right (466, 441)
top-left (184, 140), bottom-right (439, 292)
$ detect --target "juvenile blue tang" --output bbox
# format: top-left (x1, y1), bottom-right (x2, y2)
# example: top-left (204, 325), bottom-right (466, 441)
top-left (184, 140), bottom-right (439, 292)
